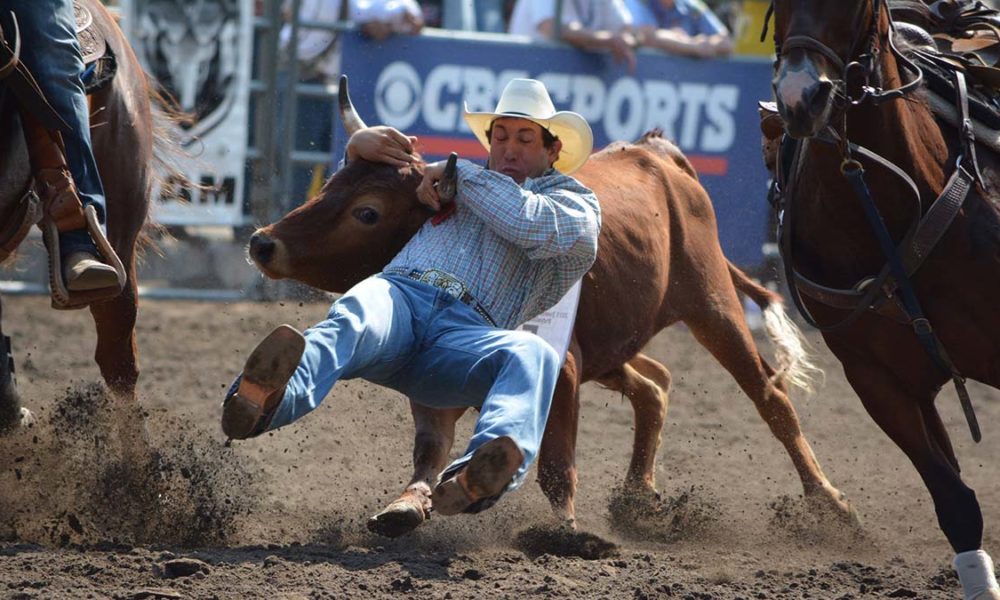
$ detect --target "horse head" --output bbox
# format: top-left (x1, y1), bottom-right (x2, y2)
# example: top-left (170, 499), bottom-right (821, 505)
top-left (248, 76), bottom-right (434, 293)
top-left (770, 0), bottom-right (887, 138)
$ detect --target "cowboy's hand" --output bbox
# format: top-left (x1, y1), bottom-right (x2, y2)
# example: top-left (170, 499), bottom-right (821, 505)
top-left (346, 126), bottom-right (418, 167)
top-left (416, 160), bottom-right (450, 211)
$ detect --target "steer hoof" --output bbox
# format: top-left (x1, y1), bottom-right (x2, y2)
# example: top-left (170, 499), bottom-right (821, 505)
top-left (367, 496), bottom-right (428, 538)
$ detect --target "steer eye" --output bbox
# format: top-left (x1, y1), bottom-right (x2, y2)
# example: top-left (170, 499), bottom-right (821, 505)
top-left (352, 206), bottom-right (379, 225)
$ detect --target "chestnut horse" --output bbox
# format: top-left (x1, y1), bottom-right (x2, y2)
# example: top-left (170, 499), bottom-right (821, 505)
top-left (243, 76), bottom-right (855, 537)
top-left (768, 0), bottom-right (1000, 593)
top-left (0, 0), bottom-right (154, 429)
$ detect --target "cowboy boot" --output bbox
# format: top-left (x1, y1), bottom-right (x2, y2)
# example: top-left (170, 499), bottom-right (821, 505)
top-left (34, 168), bottom-right (118, 292)
top-left (22, 118), bottom-right (125, 308)
top-left (432, 436), bottom-right (523, 516)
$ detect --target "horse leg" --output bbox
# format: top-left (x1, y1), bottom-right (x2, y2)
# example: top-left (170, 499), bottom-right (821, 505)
top-left (0, 297), bottom-right (31, 432)
top-left (596, 353), bottom-right (670, 501)
top-left (682, 302), bottom-right (854, 520)
top-left (87, 261), bottom-right (147, 453)
top-left (537, 348), bottom-right (581, 527)
top-left (840, 358), bottom-right (998, 598)
top-left (367, 402), bottom-right (466, 538)
top-left (88, 259), bottom-right (139, 397)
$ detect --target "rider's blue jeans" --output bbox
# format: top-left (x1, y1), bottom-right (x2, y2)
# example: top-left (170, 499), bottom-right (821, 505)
top-left (3, 0), bottom-right (106, 254)
top-left (260, 274), bottom-right (561, 495)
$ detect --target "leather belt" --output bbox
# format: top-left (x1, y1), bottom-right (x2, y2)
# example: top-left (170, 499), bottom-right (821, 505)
top-left (383, 267), bottom-right (497, 327)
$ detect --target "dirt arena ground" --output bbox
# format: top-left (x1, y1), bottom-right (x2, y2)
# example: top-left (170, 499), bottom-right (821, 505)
top-left (0, 292), bottom-right (997, 599)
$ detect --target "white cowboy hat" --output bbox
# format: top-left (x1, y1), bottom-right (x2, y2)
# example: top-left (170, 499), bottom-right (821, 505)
top-left (463, 78), bottom-right (594, 175)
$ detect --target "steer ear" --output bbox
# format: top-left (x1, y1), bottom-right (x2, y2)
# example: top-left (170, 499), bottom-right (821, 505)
top-left (338, 74), bottom-right (368, 136)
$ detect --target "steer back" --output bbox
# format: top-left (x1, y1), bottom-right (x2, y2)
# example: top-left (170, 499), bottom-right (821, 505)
top-left (571, 131), bottom-right (715, 381)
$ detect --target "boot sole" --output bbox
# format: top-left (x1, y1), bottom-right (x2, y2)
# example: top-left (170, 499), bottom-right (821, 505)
top-left (221, 324), bottom-right (305, 439)
top-left (433, 436), bottom-right (523, 516)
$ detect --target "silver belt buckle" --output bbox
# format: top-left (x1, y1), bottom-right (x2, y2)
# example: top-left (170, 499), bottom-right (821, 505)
top-left (418, 269), bottom-right (467, 300)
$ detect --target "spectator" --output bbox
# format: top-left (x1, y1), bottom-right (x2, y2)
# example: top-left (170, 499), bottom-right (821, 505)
top-left (627, 0), bottom-right (733, 58)
top-left (277, 0), bottom-right (422, 203)
top-left (421, 0), bottom-right (507, 32)
top-left (508, 0), bottom-right (637, 72)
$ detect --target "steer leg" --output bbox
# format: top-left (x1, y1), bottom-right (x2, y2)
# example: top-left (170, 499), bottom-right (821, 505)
top-left (681, 293), bottom-right (854, 521)
top-left (597, 353), bottom-right (671, 498)
top-left (537, 347), bottom-right (582, 528)
top-left (368, 402), bottom-right (466, 537)
top-left (598, 354), bottom-right (671, 526)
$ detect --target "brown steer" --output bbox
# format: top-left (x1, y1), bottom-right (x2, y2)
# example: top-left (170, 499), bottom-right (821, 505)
top-left (246, 77), bottom-right (855, 535)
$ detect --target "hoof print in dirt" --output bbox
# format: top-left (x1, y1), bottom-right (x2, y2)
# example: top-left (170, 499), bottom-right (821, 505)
top-left (157, 557), bottom-right (211, 579)
top-left (514, 525), bottom-right (618, 560)
top-left (608, 485), bottom-right (717, 542)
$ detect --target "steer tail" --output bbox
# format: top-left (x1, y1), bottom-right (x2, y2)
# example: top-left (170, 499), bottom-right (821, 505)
top-left (728, 261), bottom-right (822, 394)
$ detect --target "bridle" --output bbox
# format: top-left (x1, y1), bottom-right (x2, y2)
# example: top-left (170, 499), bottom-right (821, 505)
top-left (767, 0), bottom-right (924, 116)
top-left (764, 0), bottom-right (984, 441)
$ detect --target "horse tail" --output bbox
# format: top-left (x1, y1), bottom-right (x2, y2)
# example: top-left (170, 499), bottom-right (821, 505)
top-left (146, 84), bottom-right (195, 204)
top-left (727, 260), bottom-right (823, 394)
top-left (635, 129), bottom-right (699, 181)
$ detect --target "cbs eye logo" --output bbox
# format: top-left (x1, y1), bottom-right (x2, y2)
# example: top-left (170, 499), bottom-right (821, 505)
top-left (374, 62), bottom-right (422, 130)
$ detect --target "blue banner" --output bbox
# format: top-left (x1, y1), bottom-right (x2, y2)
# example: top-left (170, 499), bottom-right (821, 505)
top-left (336, 31), bottom-right (773, 267)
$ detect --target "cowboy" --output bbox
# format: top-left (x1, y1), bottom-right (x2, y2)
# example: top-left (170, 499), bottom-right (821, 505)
top-left (0, 0), bottom-right (123, 307)
top-left (222, 78), bottom-right (600, 516)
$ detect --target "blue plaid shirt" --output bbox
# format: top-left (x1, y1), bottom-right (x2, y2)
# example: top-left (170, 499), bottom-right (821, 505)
top-left (385, 160), bottom-right (601, 329)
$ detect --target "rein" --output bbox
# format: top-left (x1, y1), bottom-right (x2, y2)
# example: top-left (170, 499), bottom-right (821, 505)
top-left (767, 0), bottom-right (983, 441)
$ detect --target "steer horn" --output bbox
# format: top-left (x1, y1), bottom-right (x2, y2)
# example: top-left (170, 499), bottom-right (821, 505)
top-left (438, 152), bottom-right (459, 201)
top-left (338, 74), bottom-right (367, 136)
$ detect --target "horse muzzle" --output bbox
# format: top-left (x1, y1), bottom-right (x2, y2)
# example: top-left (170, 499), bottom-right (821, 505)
top-left (773, 66), bottom-right (836, 139)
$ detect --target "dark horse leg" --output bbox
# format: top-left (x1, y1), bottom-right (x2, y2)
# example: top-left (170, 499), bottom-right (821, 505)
top-left (842, 358), bottom-right (981, 550)
top-left (839, 355), bottom-right (1000, 599)
top-left (0, 296), bottom-right (30, 432)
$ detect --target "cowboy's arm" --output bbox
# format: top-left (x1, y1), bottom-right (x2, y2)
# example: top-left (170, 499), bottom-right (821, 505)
top-left (454, 161), bottom-right (601, 262)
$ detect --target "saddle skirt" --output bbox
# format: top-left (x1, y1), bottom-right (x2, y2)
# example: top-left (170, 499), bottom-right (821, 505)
top-left (74, 0), bottom-right (106, 65)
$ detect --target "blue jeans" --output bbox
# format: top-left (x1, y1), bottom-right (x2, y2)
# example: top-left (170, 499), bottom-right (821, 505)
top-left (266, 274), bottom-right (561, 492)
top-left (3, 0), bottom-right (105, 254)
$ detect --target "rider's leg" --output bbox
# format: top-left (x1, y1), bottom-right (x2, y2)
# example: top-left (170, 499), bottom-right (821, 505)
top-left (12, 0), bottom-right (117, 290)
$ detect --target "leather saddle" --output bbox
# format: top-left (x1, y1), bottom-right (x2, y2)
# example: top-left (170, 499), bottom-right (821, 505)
top-left (0, 1), bottom-right (124, 308)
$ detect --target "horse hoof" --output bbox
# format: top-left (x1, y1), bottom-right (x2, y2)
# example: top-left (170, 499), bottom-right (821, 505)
top-left (367, 498), bottom-right (427, 538)
top-left (18, 408), bottom-right (34, 428)
top-left (808, 490), bottom-right (862, 527)
top-left (971, 588), bottom-right (1000, 600)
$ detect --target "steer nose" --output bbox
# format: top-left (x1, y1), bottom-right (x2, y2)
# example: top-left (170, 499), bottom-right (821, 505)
top-left (249, 232), bottom-right (275, 265)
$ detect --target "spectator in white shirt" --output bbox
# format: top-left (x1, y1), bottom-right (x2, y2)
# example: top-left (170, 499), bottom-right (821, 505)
top-left (280, 0), bottom-right (423, 81)
top-left (508, 0), bottom-right (638, 72)
top-left (276, 0), bottom-right (422, 206)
